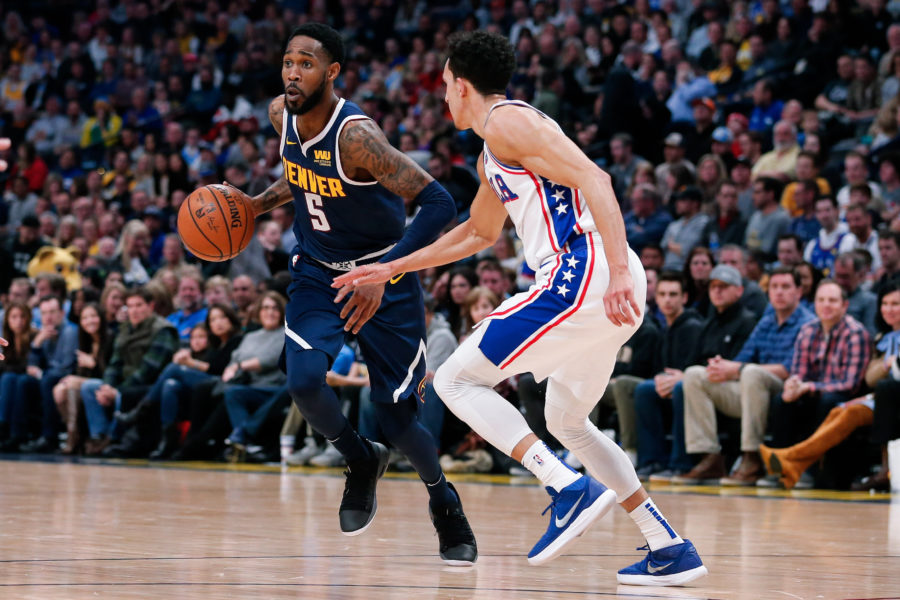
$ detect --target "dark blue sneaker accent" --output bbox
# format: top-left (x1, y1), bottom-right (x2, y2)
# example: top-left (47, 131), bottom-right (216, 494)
top-left (526, 475), bottom-right (617, 565)
top-left (617, 539), bottom-right (708, 586)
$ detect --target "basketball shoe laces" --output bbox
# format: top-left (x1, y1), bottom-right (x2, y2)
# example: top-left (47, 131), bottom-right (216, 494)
top-left (341, 460), bottom-right (378, 512)
top-left (431, 503), bottom-right (475, 551)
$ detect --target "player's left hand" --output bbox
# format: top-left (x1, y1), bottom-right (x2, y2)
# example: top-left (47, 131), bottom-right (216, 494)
top-left (604, 267), bottom-right (641, 327)
top-left (332, 263), bottom-right (394, 291)
top-left (337, 282), bottom-right (385, 334)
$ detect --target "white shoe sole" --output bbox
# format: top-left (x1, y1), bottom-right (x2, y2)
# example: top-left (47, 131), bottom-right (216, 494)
top-left (441, 558), bottom-right (477, 567)
top-left (341, 501), bottom-right (377, 537)
top-left (527, 488), bottom-right (617, 566)
top-left (617, 564), bottom-right (709, 586)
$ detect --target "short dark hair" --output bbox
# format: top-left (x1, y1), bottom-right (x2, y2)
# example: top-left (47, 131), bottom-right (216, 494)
top-left (38, 295), bottom-right (62, 311)
top-left (814, 195), bottom-right (838, 209)
top-left (285, 23), bottom-right (345, 67)
top-left (447, 31), bottom-right (516, 96)
top-left (125, 286), bottom-right (155, 305)
top-left (756, 176), bottom-right (783, 197)
top-left (777, 233), bottom-right (803, 254)
top-left (658, 270), bottom-right (686, 292)
top-left (769, 265), bottom-right (801, 287)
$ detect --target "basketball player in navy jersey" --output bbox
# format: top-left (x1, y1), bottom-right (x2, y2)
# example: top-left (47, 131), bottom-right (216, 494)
top-left (226, 24), bottom-right (476, 565)
top-left (335, 31), bottom-right (707, 585)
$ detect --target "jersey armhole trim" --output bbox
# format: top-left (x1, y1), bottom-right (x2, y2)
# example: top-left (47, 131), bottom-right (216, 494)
top-left (335, 115), bottom-right (379, 186)
top-left (279, 107), bottom-right (288, 155)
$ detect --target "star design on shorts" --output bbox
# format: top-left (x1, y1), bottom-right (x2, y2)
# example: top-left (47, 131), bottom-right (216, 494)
top-left (566, 256), bottom-right (579, 269)
top-left (556, 283), bottom-right (570, 297)
top-left (555, 203), bottom-right (568, 215)
top-left (561, 270), bottom-right (575, 282)
top-left (552, 189), bottom-right (566, 203)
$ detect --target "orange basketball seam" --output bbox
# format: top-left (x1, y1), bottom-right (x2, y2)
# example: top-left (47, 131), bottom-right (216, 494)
top-left (207, 186), bottom-right (233, 259)
top-left (186, 189), bottom-right (224, 261)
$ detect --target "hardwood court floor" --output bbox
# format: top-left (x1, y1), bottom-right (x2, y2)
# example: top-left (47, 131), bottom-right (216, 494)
top-left (0, 459), bottom-right (897, 600)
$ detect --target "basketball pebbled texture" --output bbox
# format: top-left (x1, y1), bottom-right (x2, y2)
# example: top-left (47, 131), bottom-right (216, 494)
top-left (177, 184), bottom-right (255, 262)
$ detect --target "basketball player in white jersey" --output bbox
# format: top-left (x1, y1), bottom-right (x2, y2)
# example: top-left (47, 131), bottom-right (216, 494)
top-left (334, 31), bottom-right (707, 586)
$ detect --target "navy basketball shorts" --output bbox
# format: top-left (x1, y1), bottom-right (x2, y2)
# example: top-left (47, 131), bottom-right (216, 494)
top-left (284, 254), bottom-right (427, 405)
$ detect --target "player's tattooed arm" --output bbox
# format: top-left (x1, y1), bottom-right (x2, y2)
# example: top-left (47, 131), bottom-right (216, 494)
top-left (249, 178), bottom-right (293, 216)
top-left (268, 95), bottom-right (285, 135)
top-left (339, 119), bottom-right (432, 199)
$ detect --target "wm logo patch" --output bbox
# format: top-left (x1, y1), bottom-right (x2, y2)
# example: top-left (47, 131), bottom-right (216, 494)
top-left (313, 149), bottom-right (332, 166)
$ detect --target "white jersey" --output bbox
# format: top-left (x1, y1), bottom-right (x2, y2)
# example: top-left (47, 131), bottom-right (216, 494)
top-left (482, 100), bottom-right (599, 270)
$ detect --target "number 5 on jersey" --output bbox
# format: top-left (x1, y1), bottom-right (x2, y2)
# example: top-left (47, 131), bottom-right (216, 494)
top-left (305, 192), bottom-right (331, 232)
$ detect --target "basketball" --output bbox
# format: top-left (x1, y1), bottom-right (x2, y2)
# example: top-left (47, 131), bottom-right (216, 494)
top-left (177, 184), bottom-right (255, 262)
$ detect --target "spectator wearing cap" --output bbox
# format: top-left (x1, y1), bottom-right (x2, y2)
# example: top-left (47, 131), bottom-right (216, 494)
top-left (710, 126), bottom-right (736, 170)
top-left (660, 186), bottom-right (710, 271)
top-left (745, 177), bottom-right (791, 262)
top-left (781, 151), bottom-right (832, 218)
top-left (635, 263), bottom-right (757, 483)
top-left (684, 97), bottom-right (716, 163)
top-left (750, 120), bottom-right (801, 182)
top-left (141, 206), bottom-right (167, 270)
top-left (80, 97), bottom-right (122, 154)
top-left (677, 266), bottom-right (814, 486)
top-left (748, 79), bottom-right (784, 134)
top-left (654, 132), bottom-right (695, 200)
top-left (624, 183), bottom-right (673, 254)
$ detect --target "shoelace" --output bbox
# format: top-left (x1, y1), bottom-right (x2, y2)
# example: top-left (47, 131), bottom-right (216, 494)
top-left (433, 507), bottom-right (475, 547)
top-left (540, 498), bottom-right (558, 517)
top-left (341, 464), bottom-right (376, 509)
top-left (635, 544), bottom-right (650, 552)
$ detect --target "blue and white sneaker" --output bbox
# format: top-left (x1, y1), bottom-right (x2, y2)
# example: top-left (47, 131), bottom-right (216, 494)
top-left (617, 539), bottom-right (708, 586)
top-left (527, 475), bottom-right (617, 565)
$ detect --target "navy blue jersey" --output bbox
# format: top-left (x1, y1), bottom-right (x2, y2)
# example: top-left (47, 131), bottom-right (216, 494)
top-left (279, 98), bottom-right (406, 264)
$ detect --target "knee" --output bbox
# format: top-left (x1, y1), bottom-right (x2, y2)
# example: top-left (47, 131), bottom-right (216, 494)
top-left (633, 380), bottom-right (656, 407)
top-left (683, 365), bottom-right (707, 387)
top-left (432, 357), bottom-right (460, 406)
top-left (286, 350), bottom-right (330, 403)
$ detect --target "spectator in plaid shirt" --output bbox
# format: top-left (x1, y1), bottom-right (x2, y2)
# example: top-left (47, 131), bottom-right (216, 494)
top-left (770, 280), bottom-right (871, 449)
top-left (80, 287), bottom-right (179, 456)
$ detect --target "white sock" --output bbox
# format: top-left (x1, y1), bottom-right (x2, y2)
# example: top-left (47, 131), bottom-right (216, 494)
top-left (629, 498), bottom-right (684, 551)
top-left (521, 441), bottom-right (580, 492)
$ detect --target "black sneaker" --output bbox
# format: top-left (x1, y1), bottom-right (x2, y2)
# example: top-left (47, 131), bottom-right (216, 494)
top-left (429, 482), bottom-right (478, 566)
top-left (339, 440), bottom-right (389, 536)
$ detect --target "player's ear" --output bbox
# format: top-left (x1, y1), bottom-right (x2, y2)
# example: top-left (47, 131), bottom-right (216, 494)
top-left (327, 62), bottom-right (340, 82)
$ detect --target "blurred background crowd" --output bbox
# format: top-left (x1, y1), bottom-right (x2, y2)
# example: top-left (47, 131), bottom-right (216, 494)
top-left (1, 0), bottom-right (900, 492)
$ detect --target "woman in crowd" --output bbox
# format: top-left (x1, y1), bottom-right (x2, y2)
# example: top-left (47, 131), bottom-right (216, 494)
top-left (445, 266), bottom-right (478, 340)
top-left (459, 286), bottom-right (500, 343)
top-left (0, 302), bottom-right (35, 449)
top-left (53, 303), bottom-right (113, 454)
top-left (221, 292), bottom-right (288, 452)
top-left (115, 220), bottom-right (152, 286)
top-left (683, 246), bottom-right (715, 317)
top-left (794, 261), bottom-right (822, 311)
